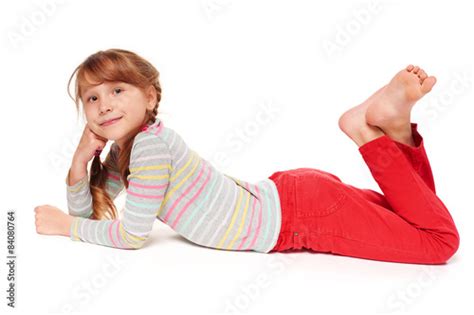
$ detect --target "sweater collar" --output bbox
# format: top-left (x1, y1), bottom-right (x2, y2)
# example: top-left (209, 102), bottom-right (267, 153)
top-left (140, 117), bottom-right (161, 131)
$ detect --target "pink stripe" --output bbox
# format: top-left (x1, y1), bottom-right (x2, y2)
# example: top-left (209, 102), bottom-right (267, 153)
top-left (107, 173), bottom-right (120, 181)
top-left (171, 165), bottom-right (211, 229)
top-left (142, 120), bottom-right (163, 136)
top-left (142, 120), bottom-right (163, 134)
top-left (247, 185), bottom-right (263, 250)
top-left (153, 121), bottom-right (163, 135)
top-left (126, 189), bottom-right (164, 199)
top-left (115, 222), bottom-right (125, 248)
top-left (129, 181), bottom-right (167, 189)
top-left (108, 220), bottom-right (119, 248)
top-left (237, 182), bottom-right (257, 250)
top-left (163, 163), bottom-right (206, 222)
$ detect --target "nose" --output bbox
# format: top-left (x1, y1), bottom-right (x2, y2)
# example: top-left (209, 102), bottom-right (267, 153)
top-left (98, 95), bottom-right (114, 114)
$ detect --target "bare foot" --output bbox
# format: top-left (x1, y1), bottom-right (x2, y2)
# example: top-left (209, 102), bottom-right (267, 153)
top-left (338, 86), bottom-right (386, 147)
top-left (365, 64), bottom-right (437, 146)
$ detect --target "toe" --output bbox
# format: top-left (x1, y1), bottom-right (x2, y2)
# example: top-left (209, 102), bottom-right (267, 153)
top-left (406, 64), bottom-right (414, 71)
top-left (421, 76), bottom-right (437, 94)
top-left (419, 70), bottom-right (427, 80)
top-left (413, 66), bottom-right (420, 74)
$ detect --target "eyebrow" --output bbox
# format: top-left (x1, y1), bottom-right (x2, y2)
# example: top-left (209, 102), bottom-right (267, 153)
top-left (83, 86), bottom-right (94, 95)
top-left (83, 81), bottom-right (124, 95)
top-left (82, 83), bottom-right (101, 96)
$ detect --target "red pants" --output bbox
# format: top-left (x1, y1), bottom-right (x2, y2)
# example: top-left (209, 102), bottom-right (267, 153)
top-left (268, 123), bottom-right (460, 264)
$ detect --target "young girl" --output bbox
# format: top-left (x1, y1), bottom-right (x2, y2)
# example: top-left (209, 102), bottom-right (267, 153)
top-left (34, 48), bottom-right (460, 265)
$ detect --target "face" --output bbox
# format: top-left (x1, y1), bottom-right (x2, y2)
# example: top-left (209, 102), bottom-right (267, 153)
top-left (81, 81), bottom-right (156, 150)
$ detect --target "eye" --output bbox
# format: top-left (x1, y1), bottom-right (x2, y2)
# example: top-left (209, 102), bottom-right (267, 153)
top-left (87, 95), bottom-right (97, 103)
top-left (86, 88), bottom-right (122, 103)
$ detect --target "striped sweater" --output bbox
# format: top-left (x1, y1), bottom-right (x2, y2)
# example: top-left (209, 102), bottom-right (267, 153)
top-left (66, 118), bottom-right (282, 253)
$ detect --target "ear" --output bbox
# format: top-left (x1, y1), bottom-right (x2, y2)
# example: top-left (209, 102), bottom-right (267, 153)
top-left (145, 85), bottom-right (157, 110)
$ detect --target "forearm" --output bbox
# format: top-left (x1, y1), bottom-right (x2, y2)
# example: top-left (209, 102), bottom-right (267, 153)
top-left (67, 158), bottom-right (88, 186)
top-left (66, 158), bottom-right (93, 218)
top-left (70, 217), bottom-right (146, 249)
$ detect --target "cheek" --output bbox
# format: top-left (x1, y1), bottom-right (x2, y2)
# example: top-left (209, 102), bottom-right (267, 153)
top-left (83, 110), bottom-right (93, 121)
top-left (83, 104), bottom-right (92, 114)
top-left (83, 110), bottom-right (98, 126)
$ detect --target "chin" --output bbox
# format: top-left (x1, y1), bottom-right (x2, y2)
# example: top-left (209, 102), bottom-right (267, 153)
top-left (105, 135), bottom-right (120, 141)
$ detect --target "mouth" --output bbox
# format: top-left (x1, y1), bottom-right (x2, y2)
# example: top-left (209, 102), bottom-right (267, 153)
top-left (101, 116), bottom-right (123, 127)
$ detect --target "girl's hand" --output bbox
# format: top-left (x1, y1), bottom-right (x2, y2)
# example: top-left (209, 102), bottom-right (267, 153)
top-left (72, 123), bottom-right (109, 165)
top-left (34, 205), bottom-right (74, 237)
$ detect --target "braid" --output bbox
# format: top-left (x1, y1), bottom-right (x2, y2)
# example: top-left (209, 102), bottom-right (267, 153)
top-left (146, 80), bottom-right (161, 123)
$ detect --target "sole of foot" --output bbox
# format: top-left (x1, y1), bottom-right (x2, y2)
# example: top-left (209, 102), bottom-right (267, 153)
top-left (365, 64), bottom-right (437, 145)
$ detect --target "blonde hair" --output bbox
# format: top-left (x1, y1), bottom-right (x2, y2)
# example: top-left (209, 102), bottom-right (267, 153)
top-left (67, 48), bottom-right (162, 220)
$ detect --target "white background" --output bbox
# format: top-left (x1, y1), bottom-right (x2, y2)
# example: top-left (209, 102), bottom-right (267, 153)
top-left (0, 0), bottom-right (472, 314)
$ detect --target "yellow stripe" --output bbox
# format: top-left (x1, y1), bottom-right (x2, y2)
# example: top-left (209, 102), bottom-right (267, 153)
top-left (68, 179), bottom-right (86, 193)
top-left (156, 157), bottom-right (199, 216)
top-left (128, 174), bottom-right (170, 180)
top-left (72, 218), bottom-right (80, 240)
top-left (226, 189), bottom-right (251, 249)
top-left (129, 164), bottom-right (172, 172)
top-left (118, 223), bottom-right (136, 248)
top-left (156, 152), bottom-right (199, 216)
top-left (217, 189), bottom-right (244, 248)
top-left (118, 224), bottom-right (145, 248)
top-left (128, 164), bottom-right (172, 180)
top-left (170, 150), bottom-right (195, 182)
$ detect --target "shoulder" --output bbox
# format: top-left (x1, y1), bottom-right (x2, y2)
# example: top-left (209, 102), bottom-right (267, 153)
top-left (133, 119), bottom-right (167, 147)
top-left (130, 130), bottom-right (170, 164)
top-left (132, 132), bottom-right (165, 149)
top-left (128, 128), bottom-right (173, 176)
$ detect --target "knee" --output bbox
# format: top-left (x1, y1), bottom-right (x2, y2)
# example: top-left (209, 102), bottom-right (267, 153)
top-left (433, 231), bottom-right (460, 264)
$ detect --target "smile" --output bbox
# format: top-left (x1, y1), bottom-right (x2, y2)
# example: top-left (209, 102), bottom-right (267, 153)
top-left (101, 117), bottom-right (122, 127)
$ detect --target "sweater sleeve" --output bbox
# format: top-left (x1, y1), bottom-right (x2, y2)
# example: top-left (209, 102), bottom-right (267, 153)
top-left (65, 143), bottom-right (124, 218)
top-left (69, 135), bottom-right (172, 249)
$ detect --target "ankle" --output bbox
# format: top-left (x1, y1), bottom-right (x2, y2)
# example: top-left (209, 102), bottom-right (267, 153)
top-left (356, 124), bottom-right (385, 147)
top-left (387, 128), bottom-right (415, 147)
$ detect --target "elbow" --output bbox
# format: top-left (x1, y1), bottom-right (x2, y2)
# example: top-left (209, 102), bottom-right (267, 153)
top-left (129, 242), bottom-right (145, 250)
top-left (119, 222), bottom-right (151, 250)
top-left (122, 230), bottom-right (149, 250)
